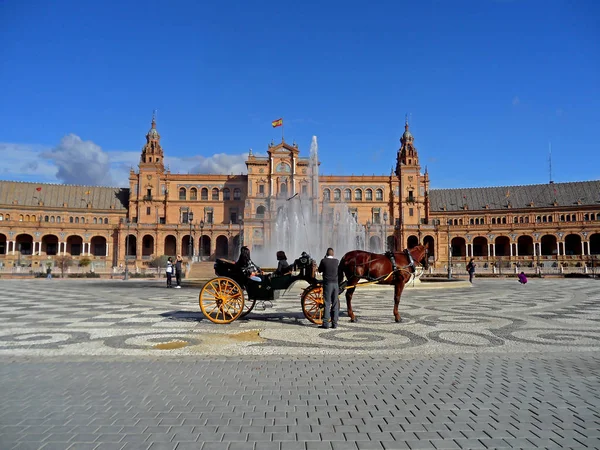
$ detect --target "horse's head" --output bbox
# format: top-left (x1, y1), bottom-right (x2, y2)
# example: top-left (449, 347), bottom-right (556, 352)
top-left (410, 245), bottom-right (429, 270)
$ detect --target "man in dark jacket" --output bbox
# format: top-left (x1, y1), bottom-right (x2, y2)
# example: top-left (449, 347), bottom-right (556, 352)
top-left (318, 247), bottom-right (339, 329)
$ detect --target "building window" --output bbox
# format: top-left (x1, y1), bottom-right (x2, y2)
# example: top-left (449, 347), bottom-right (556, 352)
top-left (179, 188), bottom-right (186, 200)
top-left (409, 208), bottom-right (414, 217)
top-left (223, 188), bottom-right (231, 200)
top-left (70, 217), bottom-right (74, 223)
top-left (365, 189), bottom-right (373, 201)
top-left (408, 190), bottom-right (414, 202)
top-left (146, 207), bottom-right (151, 215)
top-left (44, 216), bottom-right (49, 222)
top-left (57, 217), bottom-right (61, 223)
top-left (230, 212), bottom-right (237, 224)
top-left (75, 217), bottom-right (79, 224)
top-left (258, 184), bottom-right (265, 195)
top-left (355, 189), bottom-right (362, 201)
top-left (0, 214), bottom-right (3, 221)
top-left (373, 211), bottom-right (381, 224)
top-left (147, 188), bottom-right (152, 197)
top-left (334, 189), bottom-right (341, 201)
top-left (234, 188), bottom-right (241, 200)
top-left (190, 188), bottom-right (198, 200)
top-left (344, 189), bottom-right (351, 201)
top-left (301, 185), bottom-right (308, 195)
top-left (256, 206), bottom-right (265, 218)
top-left (206, 211), bottom-right (213, 223)
top-left (212, 188), bottom-right (219, 200)
top-left (201, 188), bottom-right (208, 200)
top-left (323, 189), bottom-right (330, 201)
top-left (93, 218), bottom-right (97, 224)
top-left (376, 189), bottom-right (383, 201)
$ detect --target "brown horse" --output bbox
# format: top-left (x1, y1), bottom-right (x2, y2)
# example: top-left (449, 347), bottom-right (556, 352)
top-left (337, 245), bottom-right (429, 323)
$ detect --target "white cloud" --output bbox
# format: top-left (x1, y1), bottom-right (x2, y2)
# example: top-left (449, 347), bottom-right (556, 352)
top-left (41, 134), bottom-right (115, 186)
top-left (512, 96), bottom-right (520, 106)
top-left (0, 135), bottom-right (254, 187)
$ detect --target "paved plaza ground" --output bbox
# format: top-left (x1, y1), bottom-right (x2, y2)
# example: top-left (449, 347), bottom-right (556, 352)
top-left (0, 278), bottom-right (599, 449)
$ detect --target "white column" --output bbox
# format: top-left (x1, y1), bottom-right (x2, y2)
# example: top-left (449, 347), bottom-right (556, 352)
top-left (36, 242), bottom-right (41, 255)
top-left (515, 243), bottom-right (519, 257)
top-left (533, 242), bottom-right (536, 257)
top-left (85, 243), bottom-right (89, 255)
top-left (556, 242), bottom-right (560, 256)
top-left (581, 241), bottom-right (585, 256)
top-left (106, 243), bottom-right (109, 257)
top-left (492, 243), bottom-right (496, 257)
top-left (510, 243), bottom-right (513, 257)
top-left (12, 241), bottom-right (16, 255)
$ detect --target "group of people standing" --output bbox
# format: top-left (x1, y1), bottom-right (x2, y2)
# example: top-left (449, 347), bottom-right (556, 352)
top-left (165, 255), bottom-right (183, 288)
top-left (237, 246), bottom-right (341, 329)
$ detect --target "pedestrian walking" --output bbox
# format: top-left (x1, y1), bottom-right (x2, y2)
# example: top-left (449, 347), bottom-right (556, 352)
top-left (318, 247), bottom-right (339, 329)
top-left (466, 258), bottom-right (476, 283)
top-left (165, 257), bottom-right (173, 288)
top-left (46, 265), bottom-right (52, 279)
top-left (174, 255), bottom-right (183, 288)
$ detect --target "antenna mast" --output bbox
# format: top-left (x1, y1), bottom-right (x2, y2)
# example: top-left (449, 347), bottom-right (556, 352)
top-left (548, 142), bottom-right (553, 183)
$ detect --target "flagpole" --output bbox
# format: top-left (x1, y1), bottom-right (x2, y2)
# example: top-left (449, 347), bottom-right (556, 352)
top-left (282, 117), bottom-right (284, 142)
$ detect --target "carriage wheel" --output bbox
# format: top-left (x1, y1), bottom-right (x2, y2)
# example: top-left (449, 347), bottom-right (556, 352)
top-left (239, 297), bottom-right (257, 318)
top-left (301, 285), bottom-right (325, 324)
top-left (199, 277), bottom-right (245, 324)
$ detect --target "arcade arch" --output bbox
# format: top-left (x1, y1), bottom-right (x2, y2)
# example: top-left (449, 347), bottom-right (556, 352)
top-left (423, 235), bottom-right (435, 260)
top-left (215, 235), bottom-right (229, 258)
top-left (517, 235), bottom-right (534, 256)
top-left (472, 236), bottom-right (488, 257)
top-left (540, 234), bottom-right (557, 256)
top-left (406, 235), bottom-right (419, 249)
top-left (90, 236), bottom-right (107, 256)
top-left (450, 237), bottom-right (466, 257)
top-left (564, 234), bottom-right (582, 255)
top-left (164, 235), bottom-right (177, 256)
top-left (494, 236), bottom-right (510, 257)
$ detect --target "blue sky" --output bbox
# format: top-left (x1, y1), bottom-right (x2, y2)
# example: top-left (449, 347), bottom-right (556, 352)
top-left (0, 0), bottom-right (598, 188)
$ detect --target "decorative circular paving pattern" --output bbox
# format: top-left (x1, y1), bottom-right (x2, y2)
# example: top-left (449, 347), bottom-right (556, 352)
top-left (0, 278), bottom-right (598, 356)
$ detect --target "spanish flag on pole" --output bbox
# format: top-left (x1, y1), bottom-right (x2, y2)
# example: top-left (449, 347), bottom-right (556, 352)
top-left (272, 118), bottom-right (283, 128)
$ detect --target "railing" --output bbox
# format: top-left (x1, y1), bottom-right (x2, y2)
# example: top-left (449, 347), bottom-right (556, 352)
top-left (142, 195), bottom-right (153, 201)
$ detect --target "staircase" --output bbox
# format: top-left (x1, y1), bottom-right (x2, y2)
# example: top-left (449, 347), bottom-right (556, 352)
top-left (187, 261), bottom-right (216, 281)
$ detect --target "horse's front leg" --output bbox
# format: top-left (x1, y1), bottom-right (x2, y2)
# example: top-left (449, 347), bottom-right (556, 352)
top-left (345, 282), bottom-right (357, 322)
top-left (393, 282), bottom-right (404, 323)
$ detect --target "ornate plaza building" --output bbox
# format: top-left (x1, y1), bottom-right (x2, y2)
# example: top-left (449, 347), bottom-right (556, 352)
top-left (1, 117), bottom-right (599, 271)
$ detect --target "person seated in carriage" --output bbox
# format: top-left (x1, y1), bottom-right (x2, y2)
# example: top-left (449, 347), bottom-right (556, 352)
top-left (273, 251), bottom-right (292, 277)
top-left (236, 246), bottom-right (262, 282)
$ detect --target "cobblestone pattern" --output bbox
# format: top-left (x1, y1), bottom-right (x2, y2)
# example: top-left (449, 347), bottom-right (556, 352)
top-left (1, 354), bottom-right (600, 449)
top-left (0, 279), bottom-right (599, 357)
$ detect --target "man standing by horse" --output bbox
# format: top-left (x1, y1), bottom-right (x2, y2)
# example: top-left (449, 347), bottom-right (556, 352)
top-left (318, 247), bottom-right (339, 329)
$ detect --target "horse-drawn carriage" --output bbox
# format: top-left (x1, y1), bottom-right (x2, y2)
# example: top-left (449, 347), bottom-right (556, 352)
top-left (199, 252), bottom-right (330, 324)
top-left (198, 245), bottom-right (429, 324)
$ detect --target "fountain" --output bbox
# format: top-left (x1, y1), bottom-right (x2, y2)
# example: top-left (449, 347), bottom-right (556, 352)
top-left (252, 136), bottom-right (367, 266)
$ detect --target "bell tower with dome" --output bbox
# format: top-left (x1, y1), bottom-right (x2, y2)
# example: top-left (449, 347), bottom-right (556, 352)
top-left (394, 117), bottom-right (430, 249)
top-left (128, 113), bottom-right (168, 225)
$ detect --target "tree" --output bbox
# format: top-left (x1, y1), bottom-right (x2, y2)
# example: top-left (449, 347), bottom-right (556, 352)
top-left (79, 257), bottom-right (92, 270)
top-left (149, 255), bottom-right (170, 275)
top-left (54, 255), bottom-right (73, 278)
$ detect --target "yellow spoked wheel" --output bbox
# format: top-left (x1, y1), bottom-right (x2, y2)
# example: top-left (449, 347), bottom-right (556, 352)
top-left (301, 285), bottom-right (325, 324)
top-left (199, 277), bottom-right (245, 324)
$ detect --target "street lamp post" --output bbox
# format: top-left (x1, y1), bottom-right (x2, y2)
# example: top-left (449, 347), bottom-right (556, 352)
top-left (383, 212), bottom-right (388, 252)
top-left (447, 220), bottom-right (452, 279)
top-left (187, 211), bottom-right (194, 261)
top-left (199, 220), bottom-right (205, 261)
top-left (123, 218), bottom-right (131, 280)
top-left (238, 219), bottom-right (243, 256)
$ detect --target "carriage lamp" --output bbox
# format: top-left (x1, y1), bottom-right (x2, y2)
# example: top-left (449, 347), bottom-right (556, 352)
top-left (199, 220), bottom-right (205, 261)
